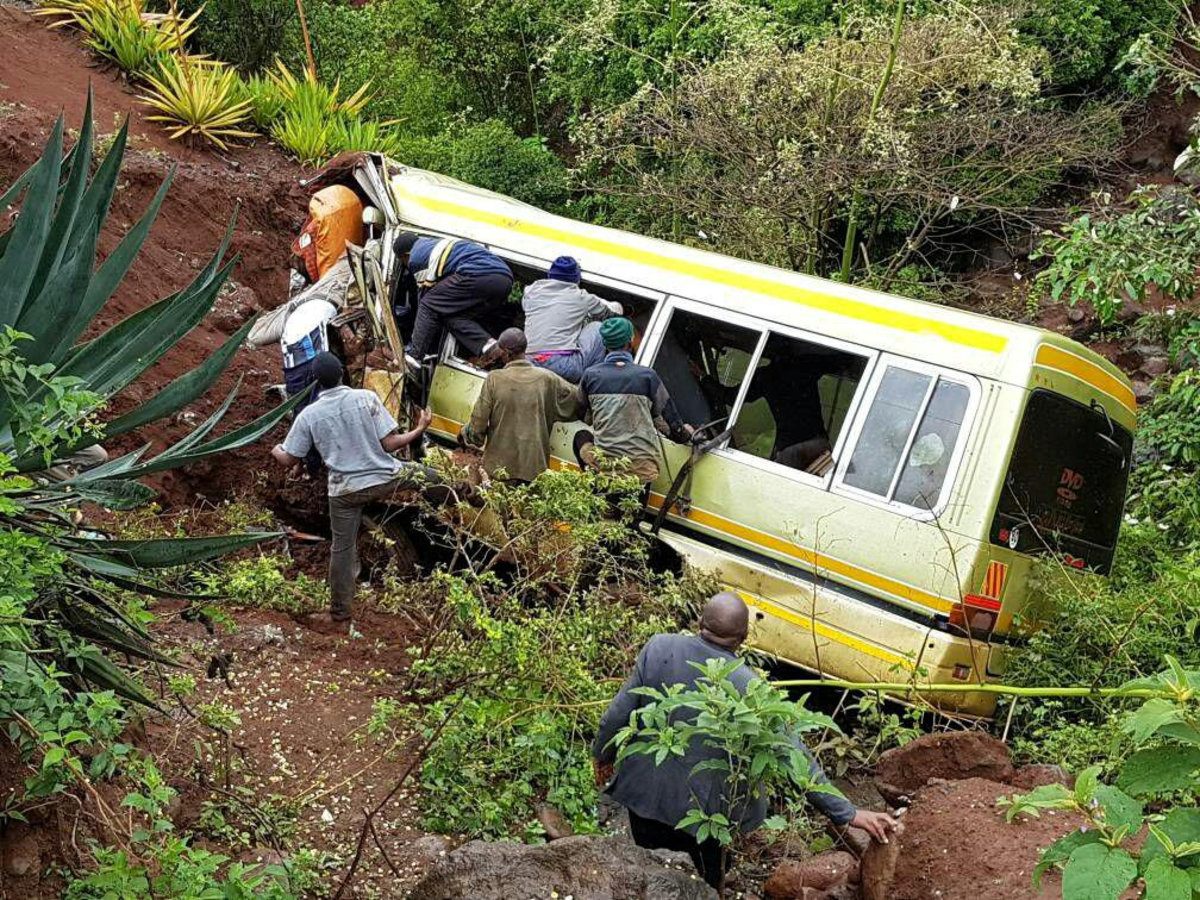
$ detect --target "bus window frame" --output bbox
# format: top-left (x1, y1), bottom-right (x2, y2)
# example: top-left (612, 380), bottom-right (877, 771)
top-left (830, 354), bottom-right (981, 519)
top-left (642, 296), bottom-right (881, 489)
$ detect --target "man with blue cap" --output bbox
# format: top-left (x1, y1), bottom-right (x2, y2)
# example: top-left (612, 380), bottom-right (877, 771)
top-left (522, 255), bottom-right (623, 383)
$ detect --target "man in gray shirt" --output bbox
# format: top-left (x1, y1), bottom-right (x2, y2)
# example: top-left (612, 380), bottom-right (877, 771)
top-left (523, 255), bottom-right (622, 383)
top-left (593, 592), bottom-right (895, 888)
top-left (271, 353), bottom-right (437, 629)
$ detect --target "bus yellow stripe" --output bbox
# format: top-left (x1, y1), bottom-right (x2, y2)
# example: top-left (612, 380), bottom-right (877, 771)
top-left (394, 185), bottom-right (1008, 355)
top-left (1035, 345), bottom-right (1136, 415)
top-left (644, 493), bottom-right (955, 614)
top-left (738, 591), bottom-right (912, 668)
top-left (422, 417), bottom-right (954, 615)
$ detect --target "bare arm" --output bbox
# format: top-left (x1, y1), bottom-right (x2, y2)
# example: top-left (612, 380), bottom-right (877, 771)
top-left (272, 444), bottom-right (302, 468)
top-left (381, 408), bottom-right (432, 453)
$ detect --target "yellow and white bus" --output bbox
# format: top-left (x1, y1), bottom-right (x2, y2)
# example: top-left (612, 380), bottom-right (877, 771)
top-left (325, 156), bottom-right (1136, 717)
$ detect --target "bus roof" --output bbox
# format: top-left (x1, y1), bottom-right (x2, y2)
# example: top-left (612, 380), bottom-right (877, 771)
top-left (385, 164), bottom-right (1136, 423)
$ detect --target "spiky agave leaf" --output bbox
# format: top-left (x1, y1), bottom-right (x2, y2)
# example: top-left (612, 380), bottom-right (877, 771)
top-left (0, 93), bottom-right (299, 702)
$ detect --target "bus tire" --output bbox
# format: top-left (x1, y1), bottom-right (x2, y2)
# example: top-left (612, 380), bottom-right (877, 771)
top-left (363, 511), bottom-right (422, 579)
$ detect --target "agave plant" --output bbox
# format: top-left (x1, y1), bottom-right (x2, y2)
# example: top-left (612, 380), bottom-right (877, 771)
top-left (140, 56), bottom-right (255, 150)
top-left (270, 103), bottom-right (332, 166)
top-left (0, 93), bottom-right (301, 701)
top-left (39, 0), bottom-right (197, 77)
top-left (240, 72), bottom-right (286, 132)
top-left (329, 117), bottom-right (402, 158)
top-left (270, 60), bottom-right (372, 119)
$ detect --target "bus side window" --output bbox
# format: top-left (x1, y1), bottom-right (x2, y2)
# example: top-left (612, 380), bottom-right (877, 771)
top-left (650, 307), bottom-right (762, 431)
top-left (843, 367), bottom-right (970, 511)
top-left (731, 332), bottom-right (868, 476)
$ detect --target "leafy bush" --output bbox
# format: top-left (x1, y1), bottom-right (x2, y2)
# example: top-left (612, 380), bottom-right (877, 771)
top-left (140, 57), bottom-right (255, 150)
top-left (238, 73), bottom-right (287, 131)
top-left (174, 0), bottom-right (295, 72)
top-left (39, 0), bottom-right (196, 78)
top-left (1018, 0), bottom-right (1182, 90)
top-left (1004, 657), bottom-right (1200, 899)
top-left (1034, 186), bottom-right (1200, 327)
top-left (192, 553), bottom-right (328, 615)
top-left (393, 466), bottom-right (703, 838)
top-left (403, 118), bottom-right (570, 211)
top-left (613, 657), bottom-right (839, 855)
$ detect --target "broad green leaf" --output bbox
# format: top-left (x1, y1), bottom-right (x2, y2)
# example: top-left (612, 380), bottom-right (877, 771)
top-left (66, 532), bottom-right (281, 568)
top-left (1062, 844), bottom-right (1136, 900)
top-left (1118, 747), bottom-right (1200, 796)
top-left (102, 318), bottom-right (256, 439)
top-left (1123, 699), bottom-right (1186, 744)
top-left (1075, 765), bottom-right (1102, 805)
top-left (1093, 785), bottom-right (1142, 834)
top-left (44, 153), bottom-right (168, 365)
top-left (0, 116), bottom-right (64, 327)
top-left (27, 90), bottom-right (94, 304)
top-left (1033, 829), bottom-right (1102, 889)
top-left (1143, 857), bottom-right (1192, 900)
top-left (1143, 810), bottom-right (1200, 869)
top-left (67, 478), bottom-right (158, 511)
top-left (15, 222), bottom-right (99, 365)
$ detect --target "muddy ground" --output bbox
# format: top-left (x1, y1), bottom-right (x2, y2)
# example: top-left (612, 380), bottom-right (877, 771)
top-left (0, 6), bottom-right (1191, 899)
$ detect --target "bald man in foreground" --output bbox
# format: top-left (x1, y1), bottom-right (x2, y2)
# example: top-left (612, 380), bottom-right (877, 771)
top-left (592, 592), bottom-right (896, 889)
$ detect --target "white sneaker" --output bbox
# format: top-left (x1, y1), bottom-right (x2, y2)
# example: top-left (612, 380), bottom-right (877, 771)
top-left (481, 339), bottom-right (498, 357)
top-left (404, 353), bottom-right (421, 373)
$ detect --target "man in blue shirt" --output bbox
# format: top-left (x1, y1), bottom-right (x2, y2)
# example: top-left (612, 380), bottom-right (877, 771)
top-left (393, 232), bottom-right (514, 365)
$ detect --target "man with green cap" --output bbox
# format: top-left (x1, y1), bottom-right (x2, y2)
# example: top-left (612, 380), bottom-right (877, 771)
top-left (574, 317), bottom-right (691, 484)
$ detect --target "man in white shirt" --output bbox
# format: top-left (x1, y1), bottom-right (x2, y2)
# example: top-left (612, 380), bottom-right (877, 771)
top-left (271, 353), bottom-right (437, 629)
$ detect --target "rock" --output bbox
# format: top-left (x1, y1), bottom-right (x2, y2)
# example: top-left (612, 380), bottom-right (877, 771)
top-left (1133, 379), bottom-right (1156, 403)
top-left (409, 835), bottom-right (719, 900)
top-left (874, 731), bottom-right (1013, 806)
top-left (410, 835), bottom-right (453, 862)
top-left (859, 820), bottom-right (904, 900)
top-left (247, 624), bottom-right (286, 649)
top-left (536, 802), bottom-right (575, 841)
top-left (1009, 764), bottom-right (1071, 790)
top-left (1066, 307), bottom-right (1085, 324)
top-left (763, 851), bottom-right (859, 898)
top-left (3, 834), bottom-right (40, 878)
top-left (1141, 356), bottom-right (1171, 377)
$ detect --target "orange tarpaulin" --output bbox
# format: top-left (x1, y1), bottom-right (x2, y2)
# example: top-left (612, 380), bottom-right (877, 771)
top-left (292, 185), bottom-right (363, 282)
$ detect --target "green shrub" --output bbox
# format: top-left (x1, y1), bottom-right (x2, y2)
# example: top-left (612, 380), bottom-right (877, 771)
top-left (239, 73), bottom-right (286, 131)
top-left (192, 553), bottom-right (327, 615)
top-left (174, 0), bottom-right (296, 73)
top-left (1003, 657), bottom-right (1200, 899)
top-left (1034, 186), bottom-right (1200, 327)
top-left (402, 118), bottom-right (569, 210)
top-left (1018, 0), bottom-right (1181, 90)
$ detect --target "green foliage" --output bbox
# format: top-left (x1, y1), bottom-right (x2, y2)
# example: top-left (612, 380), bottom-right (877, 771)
top-left (192, 553), bottom-right (327, 615)
top-left (1018, 0), bottom-right (1182, 90)
top-left (395, 466), bottom-right (701, 839)
top-left (140, 57), bottom-right (256, 150)
top-left (39, 0), bottom-right (196, 78)
top-left (1034, 186), bottom-right (1200, 327)
top-left (613, 657), bottom-right (840, 849)
top-left (174, 0), bottom-right (295, 73)
top-left (1137, 371), bottom-right (1200, 468)
top-left (1004, 657), bottom-right (1200, 899)
top-left (401, 118), bottom-right (570, 211)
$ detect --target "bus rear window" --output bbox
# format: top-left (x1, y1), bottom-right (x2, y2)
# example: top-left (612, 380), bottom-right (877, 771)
top-left (990, 390), bottom-right (1132, 574)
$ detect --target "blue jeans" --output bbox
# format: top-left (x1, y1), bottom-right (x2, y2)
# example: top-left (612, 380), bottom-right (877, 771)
top-left (530, 321), bottom-right (606, 383)
top-left (284, 358), bottom-right (323, 473)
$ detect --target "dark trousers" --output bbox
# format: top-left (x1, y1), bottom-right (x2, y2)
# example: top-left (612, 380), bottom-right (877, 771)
top-left (628, 810), bottom-right (725, 890)
top-left (409, 272), bottom-right (513, 359)
top-left (326, 467), bottom-right (448, 619)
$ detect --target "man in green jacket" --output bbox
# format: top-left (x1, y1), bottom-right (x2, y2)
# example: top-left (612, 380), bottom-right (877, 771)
top-left (460, 328), bottom-right (582, 483)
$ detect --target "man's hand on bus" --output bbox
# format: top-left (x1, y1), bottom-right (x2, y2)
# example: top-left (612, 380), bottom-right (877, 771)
top-left (850, 809), bottom-right (898, 844)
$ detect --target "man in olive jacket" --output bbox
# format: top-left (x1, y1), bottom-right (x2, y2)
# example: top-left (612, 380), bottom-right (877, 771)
top-left (460, 328), bottom-right (581, 483)
top-left (593, 592), bottom-right (896, 888)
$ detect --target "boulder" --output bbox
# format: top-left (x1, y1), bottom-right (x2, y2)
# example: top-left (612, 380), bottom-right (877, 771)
top-left (1009, 764), bottom-right (1071, 791)
top-left (874, 731), bottom-right (1013, 806)
top-left (408, 835), bottom-right (719, 900)
top-left (763, 851), bottom-right (859, 898)
top-left (859, 820), bottom-right (904, 900)
top-left (3, 833), bottom-right (40, 878)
